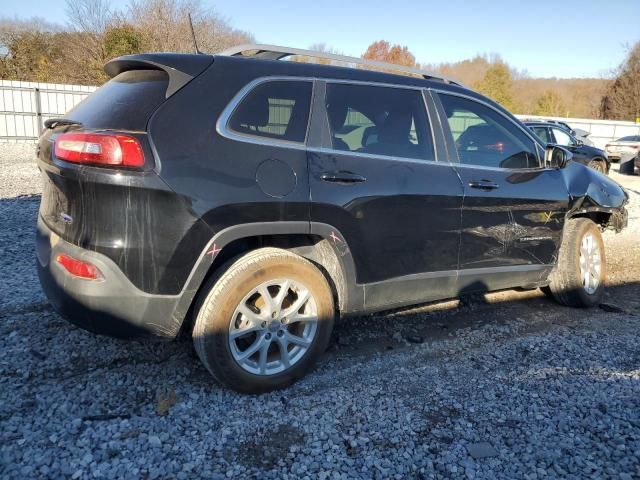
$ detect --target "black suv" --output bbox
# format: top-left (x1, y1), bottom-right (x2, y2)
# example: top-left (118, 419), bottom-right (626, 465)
top-left (36, 45), bottom-right (628, 393)
top-left (524, 121), bottom-right (610, 174)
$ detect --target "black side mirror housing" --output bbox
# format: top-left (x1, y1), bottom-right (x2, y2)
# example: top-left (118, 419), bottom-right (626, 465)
top-left (545, 145), bottom-right (571, 169)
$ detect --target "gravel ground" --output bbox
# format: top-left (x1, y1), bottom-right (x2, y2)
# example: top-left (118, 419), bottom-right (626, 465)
top-left (1, 145), bottom-right (639, 479)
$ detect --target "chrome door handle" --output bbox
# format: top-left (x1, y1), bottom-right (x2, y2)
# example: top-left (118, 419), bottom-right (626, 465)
top-left (320, 171), bottom-right (367, 184)
top-left (468, 180), bottom-right (499, 191)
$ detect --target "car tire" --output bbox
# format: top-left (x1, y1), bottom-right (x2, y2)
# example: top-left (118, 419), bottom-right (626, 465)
top-left (192, 247), bottom-right (335, 393)
top-left (588, 159), bottom-right (607, 174)
top-left (543, 218), bottom-right (605, 308)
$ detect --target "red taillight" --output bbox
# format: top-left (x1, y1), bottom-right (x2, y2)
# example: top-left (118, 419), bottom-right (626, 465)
top-left (54, 132), bottom-right (144, 167)
top-left (56, 254), bottom-right (102, 280)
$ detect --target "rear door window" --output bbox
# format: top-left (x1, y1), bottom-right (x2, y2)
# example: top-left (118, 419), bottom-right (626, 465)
top-left (228, 80), bottom-right (312, 143)
top-left (65, 70), bottom-right (169, 131)
top-left (324, 83), bottom-right (434, 161)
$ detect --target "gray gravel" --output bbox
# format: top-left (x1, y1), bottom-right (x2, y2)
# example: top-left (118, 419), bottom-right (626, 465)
top-left (1, 144), bottom-right (639, 479)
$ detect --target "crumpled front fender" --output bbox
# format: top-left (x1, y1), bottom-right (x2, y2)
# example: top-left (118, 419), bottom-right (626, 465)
top-left (562, 161), bottom-right (629, 232)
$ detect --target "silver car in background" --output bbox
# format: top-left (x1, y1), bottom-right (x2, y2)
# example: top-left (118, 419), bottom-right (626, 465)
top-left (605, 135), bottom-right (640, 162)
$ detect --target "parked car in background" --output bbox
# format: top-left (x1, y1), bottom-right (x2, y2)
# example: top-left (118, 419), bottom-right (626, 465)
top-left (605, 135), bottom-right (640, 162)
top-left (524, 121), bottom-right (610, 174)
top-left (570, 128), bottom-right (595, 147)
top-left (545, 119), bottom-right (575, 135)
top-left (520, 118), bottom-right (594, 146)
top-left (36, 45), bottom-right (628, 393)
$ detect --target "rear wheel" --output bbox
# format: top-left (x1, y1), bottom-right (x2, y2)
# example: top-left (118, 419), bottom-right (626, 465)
top-left (193, 248), bottom-right (335, 393)
top-left (544, 218), bottom-right (605, 307)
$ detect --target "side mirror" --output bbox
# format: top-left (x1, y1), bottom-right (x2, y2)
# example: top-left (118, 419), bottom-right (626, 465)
top-left (573, 138), bottom-right (583, 147)
top-left (545, 145), bottom-right (571, 169)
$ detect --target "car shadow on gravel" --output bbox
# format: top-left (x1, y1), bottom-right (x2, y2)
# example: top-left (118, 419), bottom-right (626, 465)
top-left (328, 279), bottom-right (640, 361)
top-left (36, 278), bottom-right (638, 394)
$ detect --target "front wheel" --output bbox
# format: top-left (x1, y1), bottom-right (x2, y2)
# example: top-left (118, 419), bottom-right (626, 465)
top-left (544, 218), bottom-right (605, 307)
top-left (193, 248), bottom-right (335, 393)
top-left (588, 159), bottom-right (607, 174)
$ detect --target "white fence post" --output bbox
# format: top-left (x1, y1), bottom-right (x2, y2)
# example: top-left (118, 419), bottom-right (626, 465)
top-left (34, 87), bottom-right (43, 134)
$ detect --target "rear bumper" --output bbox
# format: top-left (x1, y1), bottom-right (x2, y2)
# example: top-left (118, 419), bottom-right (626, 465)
top-left (36, 216), bottom-right (183, 339)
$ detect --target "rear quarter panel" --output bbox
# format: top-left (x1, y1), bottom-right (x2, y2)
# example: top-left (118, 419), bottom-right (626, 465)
top-left (147, 58), bottom-right (312, 235)
top-left (37, 128), bottom-right (212, 295)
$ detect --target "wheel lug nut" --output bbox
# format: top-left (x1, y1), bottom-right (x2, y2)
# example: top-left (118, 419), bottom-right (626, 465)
top-left (261, 321), bottom-right (267, 328)
top-left (265, 333), bottom-right (271, 340)
top-left (281, 318), bottom-right (287, 324)
top-left (277, 330), bottom-right (284, 337)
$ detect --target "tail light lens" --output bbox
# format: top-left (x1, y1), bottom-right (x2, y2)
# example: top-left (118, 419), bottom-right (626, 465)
top-left (54, 132), bottom-right (144, 167)
top-left (56, 254), bottom-right (102, 280)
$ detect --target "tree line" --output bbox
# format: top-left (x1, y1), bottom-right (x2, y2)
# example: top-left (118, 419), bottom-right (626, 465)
top-left (0, 0), bottom-right (253, 85)
top-left (362, 40), bottom-right (638, 121)
top-left (1, 1), bottom-right (638, 121)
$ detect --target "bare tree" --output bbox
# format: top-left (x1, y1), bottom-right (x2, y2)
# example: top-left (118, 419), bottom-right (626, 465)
top-left (127, 0), bottom-right (252, 54)
top-left (61, 0), bottom-right (118, 84)
top-left (65, 0), bottom-right (113, 34)
top-left (601, 42), bottom-right (640, 121)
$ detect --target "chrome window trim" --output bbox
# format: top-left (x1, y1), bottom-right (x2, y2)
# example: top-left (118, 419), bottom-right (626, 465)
top-left (324, 78), bottom-right (426, 91)
top-left (306, 147), bottom-right (445, 167)
top-left (216, 76), bottom-right (316, 150)
top-left (430, 88), bottom-right (549, 172)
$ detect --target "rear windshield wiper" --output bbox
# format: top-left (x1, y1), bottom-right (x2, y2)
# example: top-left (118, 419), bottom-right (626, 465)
top-left (44, 118), bottom-right (82, 129)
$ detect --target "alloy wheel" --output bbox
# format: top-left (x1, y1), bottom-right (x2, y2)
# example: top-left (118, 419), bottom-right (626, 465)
top-left (228, 279), bottom-right (318, 375)
top-left (579, 232), bottom-right (601, 294)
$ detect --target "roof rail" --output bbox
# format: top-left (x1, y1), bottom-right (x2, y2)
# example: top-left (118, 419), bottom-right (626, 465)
top-left (217, 44), bottom-right (465, 87)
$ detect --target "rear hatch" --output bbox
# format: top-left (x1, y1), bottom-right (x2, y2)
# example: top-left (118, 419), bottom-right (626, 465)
top-left (39, 68), bottom-right (169, 240)
top-left (37, 54), bottom-right (213, 293)
top-left (39, 54), bottom-right (213, 239)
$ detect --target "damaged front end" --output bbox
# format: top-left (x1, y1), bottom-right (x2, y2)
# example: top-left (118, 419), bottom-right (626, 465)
top-left (563, 161), bottom-right (629, 232)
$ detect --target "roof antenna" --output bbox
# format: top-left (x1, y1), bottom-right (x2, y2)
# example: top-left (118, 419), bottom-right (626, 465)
top-left (188, 13), bottom-right (201, 54)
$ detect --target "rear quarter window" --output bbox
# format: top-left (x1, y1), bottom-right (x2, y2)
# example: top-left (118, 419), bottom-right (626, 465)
top-left (227, 80), bottom-right (313, 143)
top-left (65, 70), bottom-right (169, 131)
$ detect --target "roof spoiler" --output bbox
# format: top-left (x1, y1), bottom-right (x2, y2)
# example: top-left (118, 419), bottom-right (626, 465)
top-left (104, 53), bottom-right (214, 98)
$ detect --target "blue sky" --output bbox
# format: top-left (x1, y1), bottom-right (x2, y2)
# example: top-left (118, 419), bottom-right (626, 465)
top-left (2, 0), bottom-right (639, 78)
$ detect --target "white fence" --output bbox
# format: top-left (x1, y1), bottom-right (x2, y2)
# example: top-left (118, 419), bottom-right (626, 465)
top-left (0, 80), bottom-right (97, 142)
top-left (0, 79), bottom-right (639, 149)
